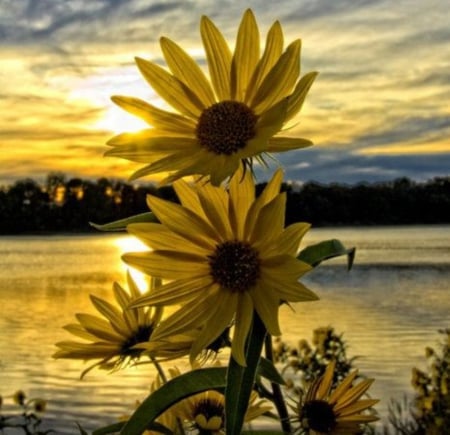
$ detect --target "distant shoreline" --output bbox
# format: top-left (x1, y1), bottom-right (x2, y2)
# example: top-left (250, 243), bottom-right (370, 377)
top-left (2, 222), bottom-right (449, 237)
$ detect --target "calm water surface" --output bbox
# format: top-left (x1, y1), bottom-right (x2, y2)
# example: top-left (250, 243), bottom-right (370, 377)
top-left (0, 225), bottom-right (449, 433)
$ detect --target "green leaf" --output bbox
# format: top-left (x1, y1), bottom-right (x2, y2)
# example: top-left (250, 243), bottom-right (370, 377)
top-left (241, 432), bottom-right (287, 435)
top-left (90, 212), bottom-right (158, 232)
top-left (120, 367), bottom-right (227, 435)
top-left (93, 421), bottom-right (172, 435)
top-left (93, 422), bottom-right (124, 435)
top-left (298, 239), bottom-right (356, 270)
top-left (257, 357), bottom-right (286, 385)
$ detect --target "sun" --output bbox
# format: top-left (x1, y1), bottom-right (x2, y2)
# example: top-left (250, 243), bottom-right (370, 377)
top-left (95, 104), bottom-right (149, 134)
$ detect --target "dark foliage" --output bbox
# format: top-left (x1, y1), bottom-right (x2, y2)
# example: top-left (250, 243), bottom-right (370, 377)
top-left (0, 174), bottom-right (448, 234)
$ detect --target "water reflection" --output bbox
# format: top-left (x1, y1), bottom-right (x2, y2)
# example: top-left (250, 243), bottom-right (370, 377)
top-left (0, 227), bottom-right (449, 432)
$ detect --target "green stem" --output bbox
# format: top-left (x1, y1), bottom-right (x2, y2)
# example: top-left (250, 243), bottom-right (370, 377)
top-left (150, 356), bottom-right (168, 383)
top-left (225, 311), bottom-right (267, 435)
top-left (264, 334), bottom-right (291, 434)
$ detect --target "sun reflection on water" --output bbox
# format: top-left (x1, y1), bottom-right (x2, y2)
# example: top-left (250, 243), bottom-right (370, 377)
top-left (111, 234), bottom-right (150, 293)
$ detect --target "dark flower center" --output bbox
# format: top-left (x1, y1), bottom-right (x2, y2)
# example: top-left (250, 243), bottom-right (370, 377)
top-left (301, 399), bottom-right (337, 433)
top-left (121, 324), bottom-right (154, 357)
top-left (196, 100), bottom-right (257, 155)
top-left (208, 240), bottom-right (260, 292)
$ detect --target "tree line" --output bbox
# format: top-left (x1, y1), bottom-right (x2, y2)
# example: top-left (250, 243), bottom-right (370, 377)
top-left (0, 173), bottom-right (448, 234)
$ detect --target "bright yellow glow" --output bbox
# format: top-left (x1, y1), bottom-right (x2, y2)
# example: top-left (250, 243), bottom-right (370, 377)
top-left (113, 235), bottom-right (149, 292)
top-left (95, 105), bottom-right (149, 134)
top-left (360, 142), bottom-right (450, 155)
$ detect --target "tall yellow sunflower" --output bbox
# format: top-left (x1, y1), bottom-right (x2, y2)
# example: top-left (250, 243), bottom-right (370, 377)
top-left (53, 272), bottom-right (164, 377)
top-left (106, 8), bottom-right (317, 185)
top-left (123, 166), bottom-right (318, 366)
top-left (295, 360), bottom-right (379, 434)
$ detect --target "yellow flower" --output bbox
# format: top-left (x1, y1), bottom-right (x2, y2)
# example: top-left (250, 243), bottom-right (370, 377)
top-left (296, 360), bottom-right (379, 434)
top-left (176, 389), bottom-right (271, 434)
top-left (136, 326), bottom-right (231, 367)
top-left (124, 166), bottom-right (317, 366)
top-left (106, 9), bottom-right (317, 185)
top-left (53, 272), bottom-right (164, 378)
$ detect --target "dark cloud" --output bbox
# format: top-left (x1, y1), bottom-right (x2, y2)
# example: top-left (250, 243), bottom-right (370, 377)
top-left (269, 149), bottom-right (450, 184)
top-left (350, 115), bottom-right (450, 150)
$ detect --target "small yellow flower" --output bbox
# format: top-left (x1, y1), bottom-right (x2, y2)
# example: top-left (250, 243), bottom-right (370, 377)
top-left (295, 360), bottom-right (379, 434)
top-left (53, 272), bottom-right (164, 377)
top-left (106, 9), bottom-right (317, 185)
top-left (124, 166), bottom-right (317, 365)
top-left (175, 382), bottom-right (271, 433)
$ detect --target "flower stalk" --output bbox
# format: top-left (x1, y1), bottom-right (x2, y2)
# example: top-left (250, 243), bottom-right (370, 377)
top-left (225, 311), bottom-right (267, 435)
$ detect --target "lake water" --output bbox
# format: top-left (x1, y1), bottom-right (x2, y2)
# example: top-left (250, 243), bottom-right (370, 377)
top-left (1, 226), bottom-right (449, 433)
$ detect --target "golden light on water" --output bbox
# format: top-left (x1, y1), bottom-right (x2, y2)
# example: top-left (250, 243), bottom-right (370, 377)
top-left (113, 235), bottom-right (150, 292)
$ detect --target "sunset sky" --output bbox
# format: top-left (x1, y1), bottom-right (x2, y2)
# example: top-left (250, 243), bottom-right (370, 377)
top-left (1, 0), bottom-right (449, 186)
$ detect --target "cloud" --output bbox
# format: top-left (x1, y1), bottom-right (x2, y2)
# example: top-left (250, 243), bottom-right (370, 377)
top-left (272, 149), bottom-right (450, 184)
top-left (1, 0), bottom-right (449, 186)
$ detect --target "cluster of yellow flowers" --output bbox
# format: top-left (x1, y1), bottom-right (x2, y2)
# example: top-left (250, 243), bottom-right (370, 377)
top-left (55, 9), bottom-right (378, 435)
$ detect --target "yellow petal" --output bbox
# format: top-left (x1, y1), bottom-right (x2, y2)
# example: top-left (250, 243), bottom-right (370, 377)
top-left (277, 222), bottom-right (311, 256)
top-left (231, 9), bottom-right (260, 101)
top-left (267, 136), bottom-right (313, 152)
top-left (249, 193), bottom-right (286, 245)
top-left (208, 154), bottom-right (240, 186)
top-left (251, 39), bottom-right (301, 114)
top-left (90, 295), bottom-right (129, 337)
top-left (285, 71), bottom-right (319, 122)
top-left (229, 164), bottom-right (255, 239)
top-left (201, 15), bottom-right (232, 100)
top-left (105, 136), bottom-right (198, 163)
top-left (173, 179), bottom-right (205, 217)
top-left (337, 399), bottom-right (379, 417)
top-left (197, 182), bottom-right (233, 240)
top-left (160, 37), bottom-right (216, 108)
top-left (152, 291), bottom-right (219, 339)
top-left (328, 371), bottom-right (359, 404)
top-left (261, 255), bottom-right (311, 280)
top-left (244, 168), bottom-right (283, 237)
top-left (231, 292), bottom-right (254, 366)
top-left (113, 282), bottom-right (139, 332)
top-left (111, 95), bottom-right (196, 133)
top-left (122, 250), bottom-right (208, 280)
top-left (244, 97), bottom-right (288, 155)
top-left (250, 283), bottom-right (281, 336)
top-left (334, 379), bottom-right (375, 412)
top-left (189, 292), bottom-right (237, 363)
top-left (145, 194), bottom-right (219, 249)
top-left (75, 314), bottom-right (122, 342)
top-left (127, 223), bottom-right (207, 255)
top-left (161, 152), bottom-right (228, 185)
top-left (129, 276), bottom-right (212, 307)
top-left (245, 20), bottom-right (284, 104)
top-left (128, 149), bottom-right (207, 181)
top-left (316, 360), bottom-right (336, 400)
top-left (63, 324), bottom-right (99, 341)
top-left (53, 342), bottom-right (118, 358)
top-left (260, 268), bottom-right (317, 303)
top-left (135, 56), bottom-right (203, 118)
